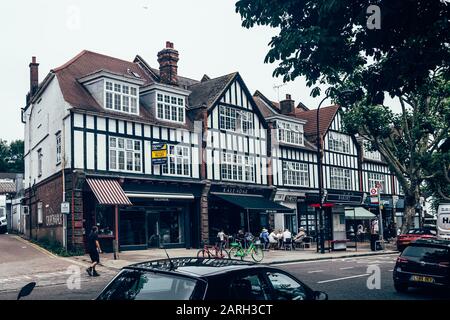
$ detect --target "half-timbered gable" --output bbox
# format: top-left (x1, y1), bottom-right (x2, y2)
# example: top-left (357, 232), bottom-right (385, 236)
top-left (190, 73), bottom-right (268, 185)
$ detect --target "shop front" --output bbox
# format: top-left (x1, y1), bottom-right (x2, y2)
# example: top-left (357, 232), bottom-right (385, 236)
top-left (273, 189), bottom-right (312, 233)
top-left (304, 190), bottom-right (365, 245)
top-left (207, 184), bottom-right (293, 242)
top-left (84, 176), bottom-right (203, 252)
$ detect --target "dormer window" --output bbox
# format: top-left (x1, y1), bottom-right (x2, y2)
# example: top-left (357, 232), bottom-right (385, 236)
top-left (276, 120), bottom-right (304, 146)
top-left (219, 105), bottom-right (254, 134)
top-left (156, 92), bottom-right (185, 123)
top-left (104, 80), bottom-right (139, 115)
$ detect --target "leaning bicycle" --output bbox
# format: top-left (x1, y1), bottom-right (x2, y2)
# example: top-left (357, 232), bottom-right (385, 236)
top-left (228, 239), bottom-right (264, 262)
top-left (197, 243), bottom-right (230, 259)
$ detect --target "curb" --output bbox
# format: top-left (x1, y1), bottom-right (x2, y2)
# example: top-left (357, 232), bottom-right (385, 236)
top-left (267, 250), bottom-right (399, 265)
top-left (12, 235), bottom-right (59, 259)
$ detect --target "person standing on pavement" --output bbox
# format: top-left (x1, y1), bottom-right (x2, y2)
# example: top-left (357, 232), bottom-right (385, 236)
top-left (86, 226), bottom-right (102, 277)
top-left (370, 219), bottom-right (379, 251)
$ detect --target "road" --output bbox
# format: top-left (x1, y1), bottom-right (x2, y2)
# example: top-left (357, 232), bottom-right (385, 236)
top-left (1, 234), bottom-right (448, 300)
top-left (276, 254), bottom-right (450, 300)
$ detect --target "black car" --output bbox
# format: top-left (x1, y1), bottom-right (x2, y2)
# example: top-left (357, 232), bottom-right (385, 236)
top-left (96, 257), bottom-right (328, 300)
top-left (393, 238), bottom-right (450, 292)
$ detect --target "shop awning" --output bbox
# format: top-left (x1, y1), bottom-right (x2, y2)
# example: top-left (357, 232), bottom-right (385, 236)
top-left (345, 207), bottom-right (376, 220)
top-left (212, 192), bottom-right (294, 212)
top-left (86, 178), bottom-right (132, 205)
top-left (125, 192), bottom-right (194, 200)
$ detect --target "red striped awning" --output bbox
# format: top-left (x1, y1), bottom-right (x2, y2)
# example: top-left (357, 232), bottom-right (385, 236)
top-left (86, 178), bottom-right (132, 206)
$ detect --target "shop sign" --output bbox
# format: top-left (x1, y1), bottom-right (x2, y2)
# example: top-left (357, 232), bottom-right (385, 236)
top-left (221, 187), bottom-right (248, 194)
top-left (152, 143), bottom-right (167, 165)
top-left (326, 192), bottom-right (363, 204)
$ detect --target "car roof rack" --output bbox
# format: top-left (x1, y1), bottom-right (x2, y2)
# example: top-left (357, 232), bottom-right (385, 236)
top-left (127, 257), bottom-right (256, 271)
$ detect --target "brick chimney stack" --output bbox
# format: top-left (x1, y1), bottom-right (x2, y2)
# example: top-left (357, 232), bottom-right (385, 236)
top-left (157, 41), bottom-right (179, 85)
top-left (29, 56), bottom-right (39, 96)
top-left (280, 94), bottom-right (295, 115)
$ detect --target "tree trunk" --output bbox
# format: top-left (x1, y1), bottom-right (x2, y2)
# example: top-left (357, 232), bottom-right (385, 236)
top-left (402, 193), bottom-right (418, 233)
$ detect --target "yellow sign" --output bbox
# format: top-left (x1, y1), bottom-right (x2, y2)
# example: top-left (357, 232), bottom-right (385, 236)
top-left (152, 149), bottom-right (167, 158)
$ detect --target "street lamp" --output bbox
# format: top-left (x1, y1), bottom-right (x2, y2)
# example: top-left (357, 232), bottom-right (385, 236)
top-left (316, 89), bottom-right (354, 254)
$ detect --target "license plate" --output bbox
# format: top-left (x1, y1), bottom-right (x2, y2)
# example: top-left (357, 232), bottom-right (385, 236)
top-left (410, 275), bottom-right (434, 283)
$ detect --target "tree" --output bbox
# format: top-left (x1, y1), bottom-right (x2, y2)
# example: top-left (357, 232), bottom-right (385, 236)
top-left (236, 0), bottom-right (450, 231)
top-left (0, 139), bottom-right (24, 173)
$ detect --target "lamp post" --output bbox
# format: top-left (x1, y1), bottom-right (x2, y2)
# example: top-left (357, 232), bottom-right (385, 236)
top-left (316, 89), bottom-right (354, 254)
top-left (316, 96), bottom-right (329, 254)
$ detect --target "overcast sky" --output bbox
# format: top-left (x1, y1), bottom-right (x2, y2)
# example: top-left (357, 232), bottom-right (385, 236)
top-left (0, 0), bottom-right (399, 143)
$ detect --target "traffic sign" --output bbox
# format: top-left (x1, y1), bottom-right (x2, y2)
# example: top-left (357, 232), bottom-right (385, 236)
top-left (370, 188), bottom-right (378, 196)
top-left (61, 202), bottom-right (70, 214)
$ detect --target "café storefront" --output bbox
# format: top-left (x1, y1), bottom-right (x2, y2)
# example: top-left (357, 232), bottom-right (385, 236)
top-left (84, 176), bottom-right (203, 252)
top-left (207, 184), bottom-right (293, 242)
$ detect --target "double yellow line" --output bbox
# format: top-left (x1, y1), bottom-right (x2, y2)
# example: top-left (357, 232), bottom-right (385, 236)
top-left (13, 235), bottom-right (58, 259)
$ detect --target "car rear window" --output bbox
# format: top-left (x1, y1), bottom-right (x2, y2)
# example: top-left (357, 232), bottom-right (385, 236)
top-left (402, 246), bottom-right (449, 263)
top-left (98, 270), bottom-right (198, 300)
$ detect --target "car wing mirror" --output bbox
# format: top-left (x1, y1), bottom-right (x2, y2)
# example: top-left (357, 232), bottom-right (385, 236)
top-left (313, 291), bottom-right (328, 300)
top-left (17, 282), bottom-right (36, 300)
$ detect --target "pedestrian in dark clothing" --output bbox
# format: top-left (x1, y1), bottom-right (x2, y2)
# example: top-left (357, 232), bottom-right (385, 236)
top-left (86, 226), bottom-right (102, 277)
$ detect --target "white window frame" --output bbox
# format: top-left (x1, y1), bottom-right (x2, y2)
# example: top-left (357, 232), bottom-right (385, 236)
top-left (109, 137), bottom-right (142, 173)
top-left (104, 80), bottom-right (139, 115)
top-left (37, 149), bottom-right (43, 177)
top-left (283, 161), bottom-right (309, 187)
top-left (368, 172), bottom-right (385, 190)
top-left (221, 152), bottom-right (255, 183)
top-left (363, 142), bottom-right (382, 161)
top-left (328, 131), bottom-right (350, 153)
top-left (330, 167), bottom-right (352, 190)
top-left (37, 202), bottom-right (43, 225)
top-left (276, 120), bottom-right (304, 146)
top-left (219, 105), bottom-right (254, 134)
top-left (56, 132), bottom-right (62, 165)
top-left (162, 145), bottom-right (191, 177)
top-left (155, 92), bottom-right (186, 124)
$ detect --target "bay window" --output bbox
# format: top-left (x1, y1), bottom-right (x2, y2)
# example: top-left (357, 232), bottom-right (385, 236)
top-left (109, 137), bottom-right (141, 172)
top-left (283, 161), bottom-right (309, 187)
top-left (276, 120), bottom-right (304, 146)
top-left (330, 167), bottom-right (352, 190)
top-left (328, 132), bottom-right (350, 153)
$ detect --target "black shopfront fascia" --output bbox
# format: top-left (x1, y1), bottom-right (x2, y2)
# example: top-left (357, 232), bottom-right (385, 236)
top-left (117, 180), bottom-right (203, 250)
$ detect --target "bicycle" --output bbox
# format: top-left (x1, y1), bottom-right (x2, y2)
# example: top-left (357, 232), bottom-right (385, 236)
top-left (197, 242), bottom-right (230, 259)
top-left (228, 239), bottom-right (264, 262)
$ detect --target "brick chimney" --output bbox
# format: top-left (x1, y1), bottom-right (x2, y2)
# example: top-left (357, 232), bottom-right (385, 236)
top-left (29, 56), bottom-right (39, 96)
top-left (157, 41), bottom-right (179, 85)
top-left (280, 94), bottom-right (295, 115)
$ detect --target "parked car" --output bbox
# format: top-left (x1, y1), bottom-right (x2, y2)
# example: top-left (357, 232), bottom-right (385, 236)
top-left (96, 257), bottom-right (328, 300)
top-left (393, 238), bottom-right (450, 293)
top-left (0, 207), bottom-right (7, 234)
top-left (396, 228), bottom-right (437, 251)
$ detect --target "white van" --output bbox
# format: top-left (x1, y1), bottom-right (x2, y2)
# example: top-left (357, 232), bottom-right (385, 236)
top-left (437, 203), bottom-right (450, 240)
top-left (0, 206), bottom-right (7, 233)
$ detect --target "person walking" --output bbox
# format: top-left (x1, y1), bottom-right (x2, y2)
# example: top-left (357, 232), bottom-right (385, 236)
top-left (86, 226), bottom-right (102, 277)
top-left (217, 229), bottom-right (227, 249)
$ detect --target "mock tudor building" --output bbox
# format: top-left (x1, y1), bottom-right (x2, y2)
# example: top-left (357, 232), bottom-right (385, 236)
top-left (22, 43), bottom-right (293, 251)
top-left (253, 92), bottom-right (318, 234)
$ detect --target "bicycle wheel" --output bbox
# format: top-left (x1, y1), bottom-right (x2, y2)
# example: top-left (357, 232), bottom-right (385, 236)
top-left (251, 246), bottom-right (264, 262)
top-left (217, 247), bottom-right (231, 259)
top-left (197, 249), bottom-right (210, 258)
top-left (228, 247), bottom-right (243, 260)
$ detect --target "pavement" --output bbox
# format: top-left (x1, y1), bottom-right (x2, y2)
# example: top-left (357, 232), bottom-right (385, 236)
top-left (69, 241), bottom-right (399, 270)
top-left (0, 234), bottom-right (115, 299)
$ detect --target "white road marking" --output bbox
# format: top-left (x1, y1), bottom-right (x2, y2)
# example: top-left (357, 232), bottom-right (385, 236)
top-left (317, 273), bottom-right (370, 284)
top-left (307, 270), bottom-right (324, 273)
top-left (340, 267), bottom-right (354, 270)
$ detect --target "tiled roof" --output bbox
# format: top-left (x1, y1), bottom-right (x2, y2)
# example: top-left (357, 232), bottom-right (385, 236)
top-left (293, 105), bottom-right (340, 138)
top-left (0, 182), bottom-right (16, 194)
top-left (188, 72), bottom-right (237, 110)
top-left (52, 50), bottom-right (196, 130)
